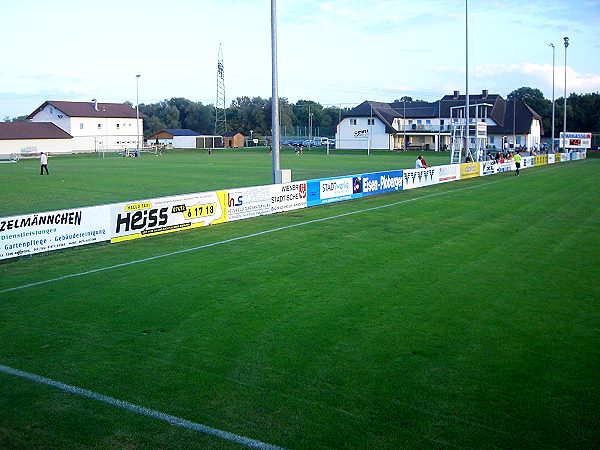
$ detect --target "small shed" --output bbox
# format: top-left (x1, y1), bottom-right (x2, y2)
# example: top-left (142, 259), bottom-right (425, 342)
top-left (223, 131), bottom-right (245, 148)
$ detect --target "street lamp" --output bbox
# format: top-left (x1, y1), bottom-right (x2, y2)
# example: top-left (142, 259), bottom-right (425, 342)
top-left (562, 36), bottom-right (569, 152)
top-left (136, 74), bottom-right (141, 155)
top-left (549, 43), bottom-right (555, 152)
top-left (250, 129), bottom-right (253, 146)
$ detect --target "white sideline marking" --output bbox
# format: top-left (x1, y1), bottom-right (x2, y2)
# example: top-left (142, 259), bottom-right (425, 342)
top-left (0, 363), bottom-right (284, 449)
top-left (1, 178), bottom-right (502, 295)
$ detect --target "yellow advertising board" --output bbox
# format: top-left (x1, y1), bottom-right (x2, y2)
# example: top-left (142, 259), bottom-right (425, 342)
top-left (534, 155), bottom-right (548, 166)
top-left (460, 162), bottom-right (480, 179)
top-left (110, 191), bottom-right (228, 243)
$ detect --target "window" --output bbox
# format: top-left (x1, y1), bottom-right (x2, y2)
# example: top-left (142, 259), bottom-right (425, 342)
top-left (80, 123), bottom-right (84, 130)
top-left (367, 118), bottom-right (375, 125)
top-left (425, 119), bottom-right (431, 125)
top-left (98, 123), bottom-right (102, 129)
top-left (349, 119), bottom-right (357, 126)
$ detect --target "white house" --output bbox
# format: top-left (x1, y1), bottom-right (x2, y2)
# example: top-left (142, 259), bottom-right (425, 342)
top-left (336, 90), bottom-right (543, 153)
top-left (0, 122), bottom-right (73, 156)
top-left (28, 100), bottom-right (145, 153)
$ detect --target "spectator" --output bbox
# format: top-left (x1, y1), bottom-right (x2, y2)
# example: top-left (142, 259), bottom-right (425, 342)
top-left (40, 152), bottom-right (49, 175)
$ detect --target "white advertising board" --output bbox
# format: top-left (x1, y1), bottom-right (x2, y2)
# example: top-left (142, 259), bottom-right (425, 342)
top-left (226, 185), bottom-right (271, 222)
top-left (521, 156), bottom-right (534, 169)
top-left (0, 205), bottom-right (111, 260)
top-left (480, 161), bottom-right (497, 176)
top-left (402, 167), bottom-right (439, 190)
top-left (438, 164), bottom-right (460, 183)
top-left (269, 181), bottom-right (308, 213)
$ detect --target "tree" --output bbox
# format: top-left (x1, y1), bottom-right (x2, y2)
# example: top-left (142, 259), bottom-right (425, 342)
top-left (508, 87), bottom-right (552, 136)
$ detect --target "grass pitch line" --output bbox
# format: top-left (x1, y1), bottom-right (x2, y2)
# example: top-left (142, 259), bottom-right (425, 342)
top-left (1, 177), bottom-right (504, 295)
top-left (0, 363), bottom-right (285, 449)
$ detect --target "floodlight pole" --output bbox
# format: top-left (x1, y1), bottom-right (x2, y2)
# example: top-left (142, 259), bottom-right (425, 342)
top-left (465, 0), bottom-right (470, 160)
top-left (563, 36), bottom-right (569, 153)
top-left (136, 74), bottom-right (141, 154)
top-left (549, 43), bottom-right (555, 153)
top-left (270, 0), bottom-right (281, 183)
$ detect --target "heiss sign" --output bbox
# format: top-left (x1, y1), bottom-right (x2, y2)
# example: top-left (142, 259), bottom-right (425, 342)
top-left (111, 191), bottom-right (227, 242)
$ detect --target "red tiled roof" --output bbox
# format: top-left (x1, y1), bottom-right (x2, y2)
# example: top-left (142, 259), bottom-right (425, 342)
top-left (0, 122), bottom-right (73, 140)
top-left (28, 101), bottom-right (147, 120)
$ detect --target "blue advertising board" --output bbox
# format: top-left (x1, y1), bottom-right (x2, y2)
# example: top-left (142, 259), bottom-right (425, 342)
top-left (361, 170), bottom-right (404, 196)
top-left (306, 175), bottom-right (363, 207)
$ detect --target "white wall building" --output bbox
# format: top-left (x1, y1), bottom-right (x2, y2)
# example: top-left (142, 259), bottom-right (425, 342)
top-left (0, 100), bottom-right (145, 155)
top-left (27, 100), bottom-right (145, 153)
top-left (336, 91), bottom-right (543, 154)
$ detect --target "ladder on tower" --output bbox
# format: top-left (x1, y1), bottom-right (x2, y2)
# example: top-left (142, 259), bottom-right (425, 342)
top-left (450, 118), bottom-right (464, 164)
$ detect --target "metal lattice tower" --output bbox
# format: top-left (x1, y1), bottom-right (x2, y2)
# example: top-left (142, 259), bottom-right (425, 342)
top-left (214, 43), bottom-right (227, 135)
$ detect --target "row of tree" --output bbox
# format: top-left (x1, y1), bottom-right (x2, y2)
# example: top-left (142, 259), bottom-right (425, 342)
top-left (135, 88), bottom-right (600, 139)
top-left (506, 87), bottom-right (600, 140)
top-left (136, 97), bottom-right (346, 139)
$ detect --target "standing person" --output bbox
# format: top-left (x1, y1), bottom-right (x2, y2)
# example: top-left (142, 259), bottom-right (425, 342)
top-left (40, 152), bottom-right (49, 175)
top-left (514, 151), bottom-right (522, 176)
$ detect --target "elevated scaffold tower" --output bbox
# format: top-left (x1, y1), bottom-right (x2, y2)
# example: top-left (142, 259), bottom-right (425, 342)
top-left (450, 102), bottom-right (493, 164)
top-left (214, 43), bottom-right (227, 136)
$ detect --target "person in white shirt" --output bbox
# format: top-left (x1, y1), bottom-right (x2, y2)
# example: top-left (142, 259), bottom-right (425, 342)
top-left (416, 155), bottom-right (428, 169)
top-left (40, 152), bottom-right (49, 175)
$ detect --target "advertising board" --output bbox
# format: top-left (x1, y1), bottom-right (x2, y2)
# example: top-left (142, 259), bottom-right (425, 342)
top-left (402, 167), bottom-right (439, 190)
top-left (438, 164), bottom-right (460, 183)
top-left (521, 156), bottom-right (534, 169)
top-left (269, 181), bottom-right (308, 213)
top-left (110, 191), bottom-right (227, 242)
top-left (547, 154), bottom-right (556, 164)
top-left (460, 162), bottom-right (480, 179)
top-left (480, 161), bottom-right (497, 176)
top-left (361, 170), bottom-right (403, 196)
top-left (307, 176), bottom-right (363, 206)
top-left (0, 205), bottom-right (111, 260)
top-left (496, 162), bottom-right (513, 173)
top-left (226, 186), bottom-right (271, 221)
top-left (534, 155), bottom-right (548, 166)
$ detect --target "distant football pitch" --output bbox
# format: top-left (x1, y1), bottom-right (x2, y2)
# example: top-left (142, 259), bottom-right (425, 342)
top-left (1, 149), bottom-right (599, 448)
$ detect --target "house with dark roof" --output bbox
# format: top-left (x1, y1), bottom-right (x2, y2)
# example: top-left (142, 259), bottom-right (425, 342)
top-left (26, 99), bottom-right (146, 153)
top-left (145, 129), bottom-right (200, 147)
top-left (0, 122), bottom-right (73, 155)
top-left (336, 90), bottom-right (542, 153)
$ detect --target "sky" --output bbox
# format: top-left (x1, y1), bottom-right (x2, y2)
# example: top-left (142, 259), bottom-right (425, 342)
top-left (2, 0), bottom-right (600, 119)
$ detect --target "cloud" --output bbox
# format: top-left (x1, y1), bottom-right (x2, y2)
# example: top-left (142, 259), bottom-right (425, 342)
top-left (473, 63), bottom-right (600, 94)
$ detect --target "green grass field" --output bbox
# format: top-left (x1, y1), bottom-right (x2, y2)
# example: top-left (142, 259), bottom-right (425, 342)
top-left (1, 150), bottom-right (599, 449)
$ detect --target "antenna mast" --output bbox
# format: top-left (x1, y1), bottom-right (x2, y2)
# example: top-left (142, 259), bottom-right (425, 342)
top-left (214, 43), bottom-right (227, 135)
